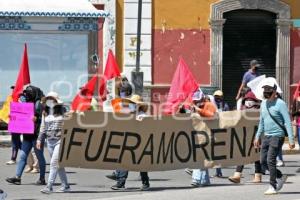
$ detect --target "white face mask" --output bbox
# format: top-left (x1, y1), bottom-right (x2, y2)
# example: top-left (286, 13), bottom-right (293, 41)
top-left (46, 99), bottom-right (56, 108)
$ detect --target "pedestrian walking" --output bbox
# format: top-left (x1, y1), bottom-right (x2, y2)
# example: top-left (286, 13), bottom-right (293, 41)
top-left (37, 92), bottom-right (70, 194)
top-left (254, 78), bottom-right (295, 195)
top-left (6, 85), bottom-right (46, 185)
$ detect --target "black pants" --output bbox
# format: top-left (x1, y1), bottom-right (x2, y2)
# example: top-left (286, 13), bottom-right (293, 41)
top-left (261, 136), bottom-right (284, 189)
top-left (236, 160), bottom-right (262, 173)
top-left (116, 170), bottom-right (149, 185)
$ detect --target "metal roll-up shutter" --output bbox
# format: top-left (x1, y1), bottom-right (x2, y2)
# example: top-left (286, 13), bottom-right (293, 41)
top-left (223, 10), bottom-right (277, 108)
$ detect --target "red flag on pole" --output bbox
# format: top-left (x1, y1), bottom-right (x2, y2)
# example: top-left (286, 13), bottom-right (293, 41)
top-left (71, 74), bottom-right (98, 112)
top-left (12, 43), bottom-right (31, 102)
top-left (293, 81), bottom-right (300, 100)
top-left (164, 57), bottom-right (199, 114)
top-left (98, 49), bottom-right (121, 100)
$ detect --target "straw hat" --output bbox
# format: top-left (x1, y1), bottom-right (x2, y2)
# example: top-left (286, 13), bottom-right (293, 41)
top-left (122, 94), bottom-right (148, 111)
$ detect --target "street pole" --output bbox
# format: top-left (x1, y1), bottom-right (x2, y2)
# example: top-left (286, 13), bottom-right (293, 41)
top-left (131, 0), bottom-right (144, 95)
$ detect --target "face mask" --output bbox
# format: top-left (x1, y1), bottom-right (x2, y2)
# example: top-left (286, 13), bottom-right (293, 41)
top-left (120, 92), bottom-right (126, 98)
top-left (215, 98), bottom-right (222, 103)
top-left (46, 99), bottom-right (56, 108)
top-left (19, 95), bottom-right (27, 103)
top-left (263, 91), bottom-right (273, 99)
top-left (128, 103), bottom-right (136, 113)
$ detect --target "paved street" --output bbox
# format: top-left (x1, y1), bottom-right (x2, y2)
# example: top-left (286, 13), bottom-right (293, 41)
top-left (0, 147), bottom-right (300, 200)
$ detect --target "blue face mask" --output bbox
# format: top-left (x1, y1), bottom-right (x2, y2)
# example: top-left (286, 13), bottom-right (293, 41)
top-left (19, 95), bottom-right (26, 102)
top-left (120, 92), bottom-right (126, 98)
top-left (128, 103), bottom-right (136, 112)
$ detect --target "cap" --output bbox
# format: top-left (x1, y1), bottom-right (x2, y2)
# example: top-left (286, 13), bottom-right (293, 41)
top-left (213, 90), bottom-right (223, 97)
top-left (45, 91), bottom-right (63, 104)
top-left (250, 60), bottom-right (261, 68)
top-left (261, 77), bottom-right (277, 89)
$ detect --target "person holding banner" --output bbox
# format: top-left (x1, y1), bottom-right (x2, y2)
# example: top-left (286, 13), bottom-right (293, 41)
top-left (111, 94), bottom-right (150, 191)
top-left (37, 92), bottom-right (70, 194)
top-left (6, 85), bottom-right (46, 185)
top-left (254, 78), bottom-right (295, 195)
top-left (182, 90), bottom-right (217, 187)
top-left (6, 86), bottom-right (22, 165)
top-left (229, 91), bottom-right (263, 183)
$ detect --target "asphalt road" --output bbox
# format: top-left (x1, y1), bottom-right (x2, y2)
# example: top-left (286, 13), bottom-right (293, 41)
top-left (0, 147), bottom-right (299, 200)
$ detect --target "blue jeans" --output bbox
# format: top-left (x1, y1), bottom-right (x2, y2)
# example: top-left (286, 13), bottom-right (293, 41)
top-left (192, 169), bottom-right (210, 185)
top-left (47, 139), bottom-right (69, 189)
top-left (11, 133), bottom-right (22, 161)
top-left (215, 168), bottom-right (222, 176)
top-left (16, 139), bottom-right (46, 180)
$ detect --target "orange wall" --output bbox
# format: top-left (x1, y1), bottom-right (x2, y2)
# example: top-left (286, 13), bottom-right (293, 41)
top-left (153, 0), bottom-right (300, 30)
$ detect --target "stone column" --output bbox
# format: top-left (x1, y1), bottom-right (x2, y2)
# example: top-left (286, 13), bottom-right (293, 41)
top-left (276, 19), bottom-right (292, 103)
top-left (210, 19), bottom-right (226, 89)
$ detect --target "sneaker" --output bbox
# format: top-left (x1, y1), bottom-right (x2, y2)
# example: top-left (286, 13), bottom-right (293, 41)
top-left (30, 168), bottom-right (39, 174)
top-left (40, 187), bottom-right (53, 194)
top-left (264, 185), bottom-right (278, 195)
top-left (184, 168), bottom-right (193, 176)
top-left (191, 182), bottom-right (202, 187)
top-left (106, 173), bottom-right (117, 181)
top-left (228, 172), bottom-right (241, 184)
top-left (140, 182), bottom-right (150, 191)
top-left (276, 160), bottom-right (285, 167)
top-left (276, 175), bottom-right (288, 191)
top-left (24, 167), bottom-right (33, 173)
top-left (6, 160), bottom-right (16, 165)
top-left (56, 186), bottom-right (71, 193)
top-left (6, 177), bottom-right (21, 185)
top-left (111, 182), bottom-right (125, 190)
top-left (36, 179), bottom-right (46, 185)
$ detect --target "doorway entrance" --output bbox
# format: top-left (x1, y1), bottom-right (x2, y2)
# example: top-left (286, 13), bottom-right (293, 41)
top-left (222, 10), bottom-right (276, 108)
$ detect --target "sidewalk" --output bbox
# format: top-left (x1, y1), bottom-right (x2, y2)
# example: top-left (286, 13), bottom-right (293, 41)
top-left (1, 131), bottom-right (299, 154)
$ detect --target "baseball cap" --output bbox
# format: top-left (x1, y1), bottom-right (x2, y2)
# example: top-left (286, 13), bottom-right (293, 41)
top-left (250, 60), bottom-right (261, 68)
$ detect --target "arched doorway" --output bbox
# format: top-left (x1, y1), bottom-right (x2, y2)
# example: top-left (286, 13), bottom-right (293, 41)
top-left (222, 10), bottom-right (276, 107)
top-left (210, 0), bottom-right (292, 104)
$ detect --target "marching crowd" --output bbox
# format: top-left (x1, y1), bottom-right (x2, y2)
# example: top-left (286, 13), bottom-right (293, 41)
top-left (1, 59), bottom-right (300, 196)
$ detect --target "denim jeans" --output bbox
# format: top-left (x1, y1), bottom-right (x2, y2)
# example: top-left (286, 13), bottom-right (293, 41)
top-left (261, 136), bottom-right (284, 189)
top-left (192, 169), bottom-right (210, 185)
top-left (215, 168), bottom-right (222, 176)
top-left (16, 139), bottom-right (45, 180)
top-left (236, 160), bottom-right (262, 174)
top-left (116, 170), bottom-right (149, 185)
top-left (47, 139), bottom-right (69, 189)
top-left (277, 147), bottom-right (283, 161)
top-left (11, 133), bottom-right (22, 161)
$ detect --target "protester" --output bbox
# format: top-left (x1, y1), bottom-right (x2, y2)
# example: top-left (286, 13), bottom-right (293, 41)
top-left (236, 60), bottom-right (260, 101)
top-left (6, 86), bottom-right (22, 165)
top-left (212, 90), bottom-right (229, 178)
top-left (6, 85), bottom-right (46, 185)
top-left (188, 89), bottom-right (217, 187)
top-left (111, 94), bottom-right (150, 191)
top-left (254, 78), bottom-right (295, 195)
top-left (37, 92), bottom-right (70, 194)
top-left (106, 76), bottom-right (133, 181)
top-left (229, 91), bottom-right (263, 183)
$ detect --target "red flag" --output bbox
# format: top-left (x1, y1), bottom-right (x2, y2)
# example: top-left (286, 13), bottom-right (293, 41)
top-left (71, 74), bottom-right (98, 111)
top-left (12, 44), bottom-right (31, 102)
top-left (164, 57), bottom-right (199, 114)
top-left (98, 49), bottom-right (121, 100)
top-left (293, 81), bottom-right (300, 100)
